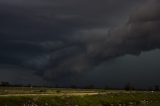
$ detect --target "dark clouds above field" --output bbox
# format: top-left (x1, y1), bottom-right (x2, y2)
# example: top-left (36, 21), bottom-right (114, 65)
top-left (0, 0), bottom-right (160, 87)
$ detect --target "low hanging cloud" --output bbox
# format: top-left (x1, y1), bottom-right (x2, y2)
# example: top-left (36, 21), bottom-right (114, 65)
top-left (41, 0), bottom-right (160, 82)
top-left (0, 0), bottom-right (160, 84)
top-left (77, 0), bottom-right (160, 60)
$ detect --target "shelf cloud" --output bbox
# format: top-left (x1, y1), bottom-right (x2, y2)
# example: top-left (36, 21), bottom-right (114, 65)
top-left (0, 0), bottom-right (160, 86)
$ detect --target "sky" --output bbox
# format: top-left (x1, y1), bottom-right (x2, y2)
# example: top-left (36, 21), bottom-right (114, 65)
top-left (0, 0), bottom-right (160, 88)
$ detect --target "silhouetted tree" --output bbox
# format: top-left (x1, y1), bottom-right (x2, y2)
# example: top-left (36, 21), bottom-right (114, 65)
top-left (83, 84), bottom-right (95, 89)
top-left (104, 85), bottom-right (110, 90)
top-left (0, 81), bottom-right (10, 86)
top-left (124, 83), bottom-right (134, 91)
top-left (70, 85), bottom-right (77, 89)
top-left (55, 84), bottom-right (59, 88)
top-left (154, 85), bottom-right (159, 91)
top-left (148, 87), bottom-right (153, 91)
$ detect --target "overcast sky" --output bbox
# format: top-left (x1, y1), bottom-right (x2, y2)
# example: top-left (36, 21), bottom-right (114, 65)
top-left (0, 0), bottom-right (160, 88)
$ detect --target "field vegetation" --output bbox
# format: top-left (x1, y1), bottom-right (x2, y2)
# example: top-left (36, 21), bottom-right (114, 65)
top-left (0, 86), bottom-right (160, 106)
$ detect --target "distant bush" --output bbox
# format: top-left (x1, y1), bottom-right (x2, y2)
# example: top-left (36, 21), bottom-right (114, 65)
top-left (0, 81), bottom-right (10, 86)
top-left (154, 85), bottom-right (159, 91)
top-left (69, 85), bottom-right (78, 89)
top-left (56, 90), bottom-right (61, 93)
top-left (39, 89), bottom-right (47, 93)
top-left (83, 85), bottom-right (95, 89)
top-left (124, 83), bottom-right (135, 91)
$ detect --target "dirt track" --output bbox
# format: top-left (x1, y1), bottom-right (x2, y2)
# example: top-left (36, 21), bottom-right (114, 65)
top-left (0, 92), bottom-right (99, 97)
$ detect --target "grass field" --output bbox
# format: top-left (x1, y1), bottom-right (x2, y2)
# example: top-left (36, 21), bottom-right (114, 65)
top-left (0, 87), bottom-right (160, 106)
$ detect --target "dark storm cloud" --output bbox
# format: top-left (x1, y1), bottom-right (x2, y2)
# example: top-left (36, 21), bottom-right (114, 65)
top-left (0, 0), bottom-right (144, 40)
top-left (76, 0), bottom-right (160, 59)
top-left (1, 0), bottom-right (160, 85)
top-left (82, 49), bottom-right (160, 88)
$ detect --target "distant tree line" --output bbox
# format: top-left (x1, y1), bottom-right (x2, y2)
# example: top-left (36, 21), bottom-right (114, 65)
top-left (0, 81), bottom-right (33, 87)
top-left (0, 81), bottom-right (159, 91)
top-left (0, 81), bottom-right (10, 86)
top-left (124, 83), bottom-right (159, 91)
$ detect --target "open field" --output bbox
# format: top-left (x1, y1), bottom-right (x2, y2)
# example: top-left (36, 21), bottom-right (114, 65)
top-left (0, 87), bottom-right (160, 106)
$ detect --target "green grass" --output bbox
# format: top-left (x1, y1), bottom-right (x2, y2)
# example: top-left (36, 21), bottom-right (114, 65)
top-left (0, 92), bottom-right (160, 106)
top-left (0, 87), bottom-right (160, 106)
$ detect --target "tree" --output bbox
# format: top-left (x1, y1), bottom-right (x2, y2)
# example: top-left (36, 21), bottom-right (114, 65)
top-left (124, 83), bottom-right (134, 91)
top-left (0, 81), bottom-right (10, 86)
top-left (154, 85), bottom-right (159, 91)
top-left (70, 85), bottom-right (78, 89)
top-left (83, 84), bottom-right (95, 89)
top-left (104, 85), bottom-right (110, 90)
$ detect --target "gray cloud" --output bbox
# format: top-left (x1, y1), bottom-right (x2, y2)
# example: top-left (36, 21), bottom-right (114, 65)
top-left (0, 0), bottom-right (160, 86)
top-left (78, 0), bottom-right (160, 60)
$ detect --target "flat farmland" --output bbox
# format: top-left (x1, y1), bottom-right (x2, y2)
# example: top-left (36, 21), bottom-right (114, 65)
top-left (0, 87), bottom-right (160, 106)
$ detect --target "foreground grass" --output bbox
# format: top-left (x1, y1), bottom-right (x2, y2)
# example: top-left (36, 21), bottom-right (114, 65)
top-left (0, 92), bottom-right (160, 106)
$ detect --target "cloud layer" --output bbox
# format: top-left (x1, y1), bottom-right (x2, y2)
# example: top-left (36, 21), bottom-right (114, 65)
top-left (0, 0), bottom-right (160, 86)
